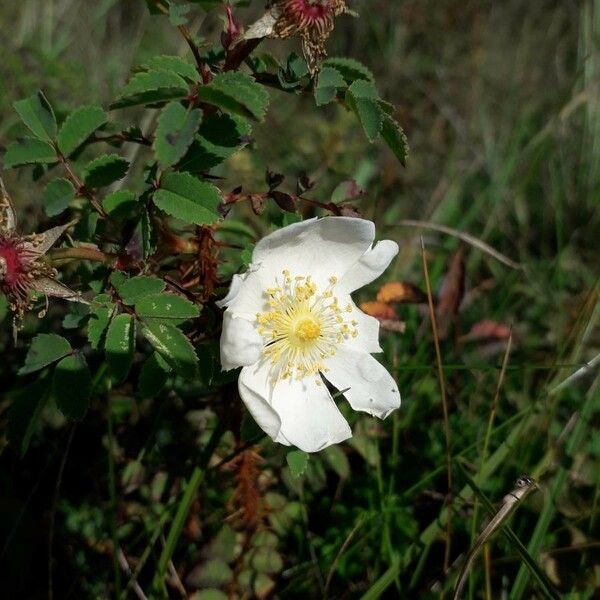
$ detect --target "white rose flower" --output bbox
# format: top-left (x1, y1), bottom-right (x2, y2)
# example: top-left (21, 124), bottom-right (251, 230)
top-left (218, 217), bottom-right (401, 453)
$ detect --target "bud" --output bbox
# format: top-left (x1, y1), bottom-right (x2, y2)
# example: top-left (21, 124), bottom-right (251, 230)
top-left (222, 5), bottom-right (243, 51)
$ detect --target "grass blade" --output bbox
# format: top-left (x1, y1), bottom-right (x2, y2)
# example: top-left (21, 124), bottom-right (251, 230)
top-left (458, 466), bottom-right (560, 600)
top-left (153, 422), bottom-right (225, 590)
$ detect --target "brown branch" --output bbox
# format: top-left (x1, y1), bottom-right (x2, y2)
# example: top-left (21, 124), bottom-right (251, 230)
top-left (224, 38), bottom-right (263, 71)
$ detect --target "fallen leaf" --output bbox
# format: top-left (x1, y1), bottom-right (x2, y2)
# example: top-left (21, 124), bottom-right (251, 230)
top-left (463, 319), bottom-right (511, 342)
top-left (377, 281), bottom-right (427, 304)
top-left (360, 301), bottom-right (397, 321)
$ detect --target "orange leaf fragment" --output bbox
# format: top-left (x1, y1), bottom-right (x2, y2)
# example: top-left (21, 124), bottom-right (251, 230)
top-left (377, 281), bottom-right (427, 304)
top-left (360, 301), bottom-right (397, 321)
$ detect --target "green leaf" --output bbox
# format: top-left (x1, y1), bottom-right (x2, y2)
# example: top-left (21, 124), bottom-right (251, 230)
top-left (381, 113), bottom-right (409, 166)
top-left (346, 80), bottom-right (383, 142)
top-left (4, 138), bottom-right (56, 168)
top-left (154, 101), bottom-right (202, 168)
top-left (57, 105), bottom-right (107, 156)
top-left (62, 302), bottom-right (90, 329)
top-left (88, 294), bottom-right (116, 350)
top-left (111, 70), bottom-right (189, 109)
top-left (18, 333), bottom-right (72, 375)
top-left (189, 590), bottom-right (228, 600)
top-left (322, 57), bottom-right (375, 84)
top-left (314, 67), bottom-right (347, 106)
top-left (138, 352), bottom-right (172, 398)
top-left (197, 71), bottom-right (270, 121)
top-left (187, 559), bottom-right (233, 588)
top-left (0, 294), bottom-right (8, 323)
top-left (137, 208), bottom-right (155, 261)
top-left (116, 276), bottom-right (166, 305)
top-left (286, 449), bottom-right (309, 478)
top-left (83, 154), bottom-right (129, 188)
top-left (143, 55), bottom-right (198, 81)
top-left (103, 190), bottom-right (138, 217)
top-left (141, 320), bottom-right (198, 379)
top-left (135, 293), bottom-right (200, 321)
top-left (13, 91), bottom-right (57, 141)
top-left (178, 113), bottom-right (251, 172)
top-left (8, 378), bottom-right (50, 457)
top-left (251, 547), bottom-right (283, 574)
top-left (169, 2), bottom-right (192, 26)
top-left (154, 172), bottom-right (221, 225)
top-left (278, 53), bottom-right (309, 89)
top-left (53, 354), bottom-right (92, 419)
top-left (42, 178), bottom-right (76, 217)
top-left (323, 445), bottom-right (350, 478)
top-left (105, 313), bottom-right (136, 383)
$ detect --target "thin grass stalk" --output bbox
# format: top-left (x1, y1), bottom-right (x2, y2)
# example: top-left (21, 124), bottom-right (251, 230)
top-left (469, 329), bottom-right (513, 596)
top-left (154, 422), bottom-right (225, 589)
top-left (421, 237), bottom-right (453, 571)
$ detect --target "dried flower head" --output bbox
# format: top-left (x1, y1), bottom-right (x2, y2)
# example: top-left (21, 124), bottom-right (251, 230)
top-left (0, 178), bottom-right (85, 332)
top-left (245, 0), bottom-right (349, 73)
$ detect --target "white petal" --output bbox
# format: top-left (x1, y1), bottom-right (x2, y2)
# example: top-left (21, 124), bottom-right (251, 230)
top-left (272, 377), bottom-right (352, 452)
top-left (324, 349), bottom-right (400, 418)
top-left (239, 361), bottom-right (352, 452)
top-left (336, 297), bottom-right (382, 354)
top-left (239, 364), bottom-right (282, 440)
top-left (221, 270), bottom-right (267, 319)
top-left (339, 239), bottom-right (399, 295)
top-left (220, 313), bottom-right (263, 371)
top-left (216, 273), bottom-right (246, 309)
top-left (251, 217), bottom-right (376, 286)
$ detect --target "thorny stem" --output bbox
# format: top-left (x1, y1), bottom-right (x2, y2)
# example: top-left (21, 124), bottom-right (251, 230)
top-left (153, 0), bottom-right (211, 82)
top-left (178, 24), bottom-right (212, 82)
top-left (223, 191), bottom-right (341, 214)
top-left (57, 153), bottom-right (106, 216)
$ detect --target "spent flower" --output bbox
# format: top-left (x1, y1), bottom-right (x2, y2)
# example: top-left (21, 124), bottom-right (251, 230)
top-left (0, 178), bottom-right (85, 330)
top-left (219, 217), bottom-right (401, 452)
top-left (244, 0), bottom-right (349, 72)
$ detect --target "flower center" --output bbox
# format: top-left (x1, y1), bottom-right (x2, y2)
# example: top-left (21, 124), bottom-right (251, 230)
top-left (0, 239), bottom-right (26, 286)
top-left (256, 270), bottom-right (358, 383)
top-left (294, 316), bottom-right (321, 342)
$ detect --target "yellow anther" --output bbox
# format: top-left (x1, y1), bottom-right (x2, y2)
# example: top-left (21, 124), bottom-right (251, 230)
top-left (255, 269), bottom-right (358, 385)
